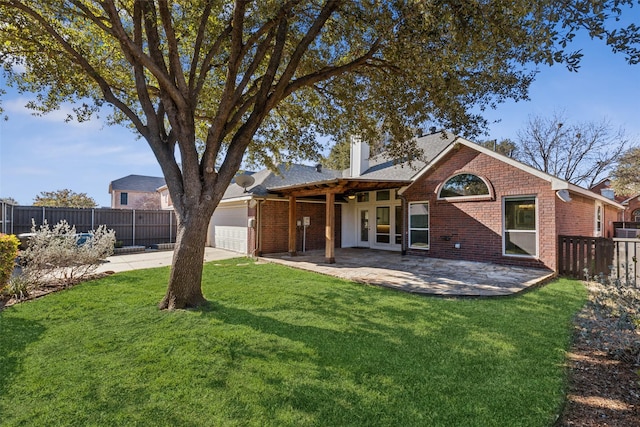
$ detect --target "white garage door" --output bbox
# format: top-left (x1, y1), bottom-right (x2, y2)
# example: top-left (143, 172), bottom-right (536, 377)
top-left (209, 205), bottom-right (248, 254)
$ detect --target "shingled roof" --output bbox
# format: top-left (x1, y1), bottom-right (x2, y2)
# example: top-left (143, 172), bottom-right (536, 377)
top-left (108, 175), bottom-right (166, 193)
top-left (220, 132), bottom-right (456, 200)
top-left (223, 164), bottom-right (343, 199)
top-left (349, 132), bottom-right (456, 181)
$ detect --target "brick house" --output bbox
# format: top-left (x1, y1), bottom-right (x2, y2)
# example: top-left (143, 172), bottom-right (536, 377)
top-left (591, 178), bottom-right (640, 224)
top-left (210, 132), bottom-right (623, 272)
top-left (108, 175), bottom-right (167, 210)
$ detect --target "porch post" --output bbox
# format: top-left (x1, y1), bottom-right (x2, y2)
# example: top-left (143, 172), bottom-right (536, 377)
top-left (288, 195), bottom-right (297, 256)
top-left (325, 191), bottom-right (335, 263)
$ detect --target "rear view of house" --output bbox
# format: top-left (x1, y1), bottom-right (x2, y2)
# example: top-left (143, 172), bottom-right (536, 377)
top-left (208, 132), bottom-right (623, 273)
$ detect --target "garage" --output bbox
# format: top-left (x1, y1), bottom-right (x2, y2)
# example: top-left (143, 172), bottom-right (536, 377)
top-left (208, 204), bottom-right (248, 254)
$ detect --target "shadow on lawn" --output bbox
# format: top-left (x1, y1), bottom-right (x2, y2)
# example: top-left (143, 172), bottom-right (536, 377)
top-left (0, 314), bottom-right (46, 397)
top-left (191, 279), bottom-right (586, 424)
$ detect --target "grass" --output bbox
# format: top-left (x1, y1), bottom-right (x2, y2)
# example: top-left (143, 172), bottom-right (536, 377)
top-left (0, 259), bottom-right (586, 426)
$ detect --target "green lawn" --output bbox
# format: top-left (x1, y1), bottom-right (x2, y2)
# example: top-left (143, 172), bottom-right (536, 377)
top-left (0, 259), bottom-right (586, 427)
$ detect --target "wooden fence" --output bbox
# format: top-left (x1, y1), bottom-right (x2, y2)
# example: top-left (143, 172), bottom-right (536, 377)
top-left (1, 203), bottom-right (177, 247)
top-left (558, 235), bottom-right (638, 286)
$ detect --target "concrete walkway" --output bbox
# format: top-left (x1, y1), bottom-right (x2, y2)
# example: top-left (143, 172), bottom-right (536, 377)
top-left (261, 248), bottom-right (555, 297)
top-left (96, 247), bottom-right (240, 274)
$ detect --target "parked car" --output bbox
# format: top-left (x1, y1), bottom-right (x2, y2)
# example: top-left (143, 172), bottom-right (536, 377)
top-left (17, 232), bottom-right (93, 250)
top-left (17, 233), bottom-right (36, 250)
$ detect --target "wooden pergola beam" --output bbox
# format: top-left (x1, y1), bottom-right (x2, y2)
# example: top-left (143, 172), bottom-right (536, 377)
top-left (288, 195), bottom-right (297, 256)
top-left (325, 191), bottom-right (335, 264)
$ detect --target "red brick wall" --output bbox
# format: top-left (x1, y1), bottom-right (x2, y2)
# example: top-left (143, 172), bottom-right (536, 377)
top-left (555, 193), bottom-right (597, 236)
top-left (623, 196), bottom-right (640, 222)
top-left (258, 199), bottom-right (342, 254)
top-left (604, 204), bottom-right (620, 237)
top-left (403, 145), bottom-right (556, 270)
top-left (556, 193), bottom-right (620, 239)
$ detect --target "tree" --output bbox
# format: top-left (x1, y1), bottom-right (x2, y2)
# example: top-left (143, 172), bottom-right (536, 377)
top-left (1, 1), bottom-right (638, 309)
top-left (477, 139), bottom-right (517, 158)
top-left (33, 189), bottom-right (97, 208)
top-left (0, 197), bottom-right (19, 205)
top-left (322, 139), bottom-right (351, 171)
top-left (515, 112), bottom-right (631, 187)
top-left (612, 147), bottom-right (640, 195)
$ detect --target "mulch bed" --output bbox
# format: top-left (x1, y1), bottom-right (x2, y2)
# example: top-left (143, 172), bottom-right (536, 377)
top-left (0, 271), bottom-right (113, 310)
top-left (556, 303), bottom-right (640, 426)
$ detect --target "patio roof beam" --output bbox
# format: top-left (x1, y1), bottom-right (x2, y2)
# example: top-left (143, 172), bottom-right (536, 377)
top-left (325, 190), bottom-right (335, 264)
top-left (271, 179), bottom-right (412, 198)
top-left (288, 195), bottom-right (297, 256)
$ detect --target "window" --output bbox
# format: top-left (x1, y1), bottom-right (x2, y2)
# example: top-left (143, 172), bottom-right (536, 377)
top-left (356, 192), bottom-right (369, 203)
top-left (438, 173), bottom-right (490, 199)
top-left (395, 205), bottom-right (403, 245)
top-left (376, 206), bottom-right (390, 243)
top-left (595, 203), bottom-right (603, 237)
top-left (633, 209), bottom-right (640, 222)
top-left (120, 192), bottom-right (128, 206)
top-left (408, 202), bottom-right (429, 249)
top-left (376, 190), bottom-right (390, 201)
top-left (503, 197), bottom-right (537, 257)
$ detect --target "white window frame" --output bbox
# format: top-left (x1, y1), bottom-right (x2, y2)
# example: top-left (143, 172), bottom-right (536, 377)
top-left (595, 202), bottom-right (603, 237)
top-left (502, 196), bottom-right (538, 258)
top-left (437, 173), bottom-right (493, 201)
top-left (408, 201), bottom-right (430, 250)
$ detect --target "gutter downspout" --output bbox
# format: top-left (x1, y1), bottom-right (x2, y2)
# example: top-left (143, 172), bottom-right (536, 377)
top-left (398, 193), bottom-right (408, 255)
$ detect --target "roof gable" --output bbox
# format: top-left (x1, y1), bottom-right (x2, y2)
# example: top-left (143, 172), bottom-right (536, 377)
top-left (109, 175), bottom-right (166, 193)
top-left (409, 137), bottom-right (624, 209)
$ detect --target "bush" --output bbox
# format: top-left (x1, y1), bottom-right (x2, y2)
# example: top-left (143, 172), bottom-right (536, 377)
top-left (582, 268), bottom-right (640, 365)
top-left (0, 233), bottom-right (19, 288)
top-left (1, 274), bottom-right (30, 301)
top-left (21, 220), bottom-right (116, 286)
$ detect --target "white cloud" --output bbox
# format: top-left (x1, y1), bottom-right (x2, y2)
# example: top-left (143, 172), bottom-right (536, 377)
top-left (3, 97), bottom-right (104, 129)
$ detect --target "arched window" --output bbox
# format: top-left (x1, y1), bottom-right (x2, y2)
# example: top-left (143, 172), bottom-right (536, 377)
top-left (438, 173), bottom-right (491, 200)
top-left (633, 209), bottom-right (640, 222)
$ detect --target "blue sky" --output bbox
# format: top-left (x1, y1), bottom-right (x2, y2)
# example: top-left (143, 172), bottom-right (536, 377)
top-left (1, 31), bottom-right (639, 207)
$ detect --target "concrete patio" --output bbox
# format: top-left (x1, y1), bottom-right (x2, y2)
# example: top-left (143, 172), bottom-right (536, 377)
top-left (261, 248), bottom-right (555, 297)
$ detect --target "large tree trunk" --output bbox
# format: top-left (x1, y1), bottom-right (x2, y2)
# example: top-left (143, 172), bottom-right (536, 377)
top-left (158, 207), bottom-right (212, 310)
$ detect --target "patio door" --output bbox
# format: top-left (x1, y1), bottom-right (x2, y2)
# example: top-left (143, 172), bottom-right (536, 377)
top-left (358, 208), bottom-right (371, 247)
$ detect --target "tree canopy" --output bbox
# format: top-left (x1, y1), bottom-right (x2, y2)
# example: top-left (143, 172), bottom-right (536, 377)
top-left (514, 112), bottom-right (631, 187)
top-left (33, 189), bottom-right (97, 208)
top-left (1, 1), bottom-right (639, 308)
top-left (612, 147), bottom-right (640, 195)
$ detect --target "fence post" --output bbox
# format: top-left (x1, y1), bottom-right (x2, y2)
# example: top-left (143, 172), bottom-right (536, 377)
top-left (169, 210), bottom-right (172, 243)
top-left (42, 206), bottom-right (46, 225)
top-left (91, 208), bottom-right (95, 230)
top-left (132, 209), bottom-right (136, 246)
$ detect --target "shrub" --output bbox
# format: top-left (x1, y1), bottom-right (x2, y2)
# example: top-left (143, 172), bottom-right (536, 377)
top-left (1, 274), bottom-right (31, 301)
top-left (0, 233), bottom-right (19, 288)
top-left (21, 220), bottom-right (116, 286)
top-left (582, 268), bottom-right (640, 365)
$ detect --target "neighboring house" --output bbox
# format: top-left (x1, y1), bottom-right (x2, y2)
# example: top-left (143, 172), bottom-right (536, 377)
top-left (108, 175), bottom-right (167, 210)
top-left (590, 178), bottom-right (640, 224)
top-left (208, 132), bottom-right (623, 273)
top-left (621, 195), bottom-right (640, 223)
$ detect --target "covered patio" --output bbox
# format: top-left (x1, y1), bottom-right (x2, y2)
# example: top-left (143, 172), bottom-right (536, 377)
top-left (270, 178), bottom-right (412, 263)
top-left (261, 248), bottom-right (555, 296)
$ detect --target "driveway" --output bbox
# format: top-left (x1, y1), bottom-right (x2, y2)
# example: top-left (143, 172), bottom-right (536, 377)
top-left (96, 247), bottom-right (240, 274)
top-left (261, 248), bottom-right (555, 297)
